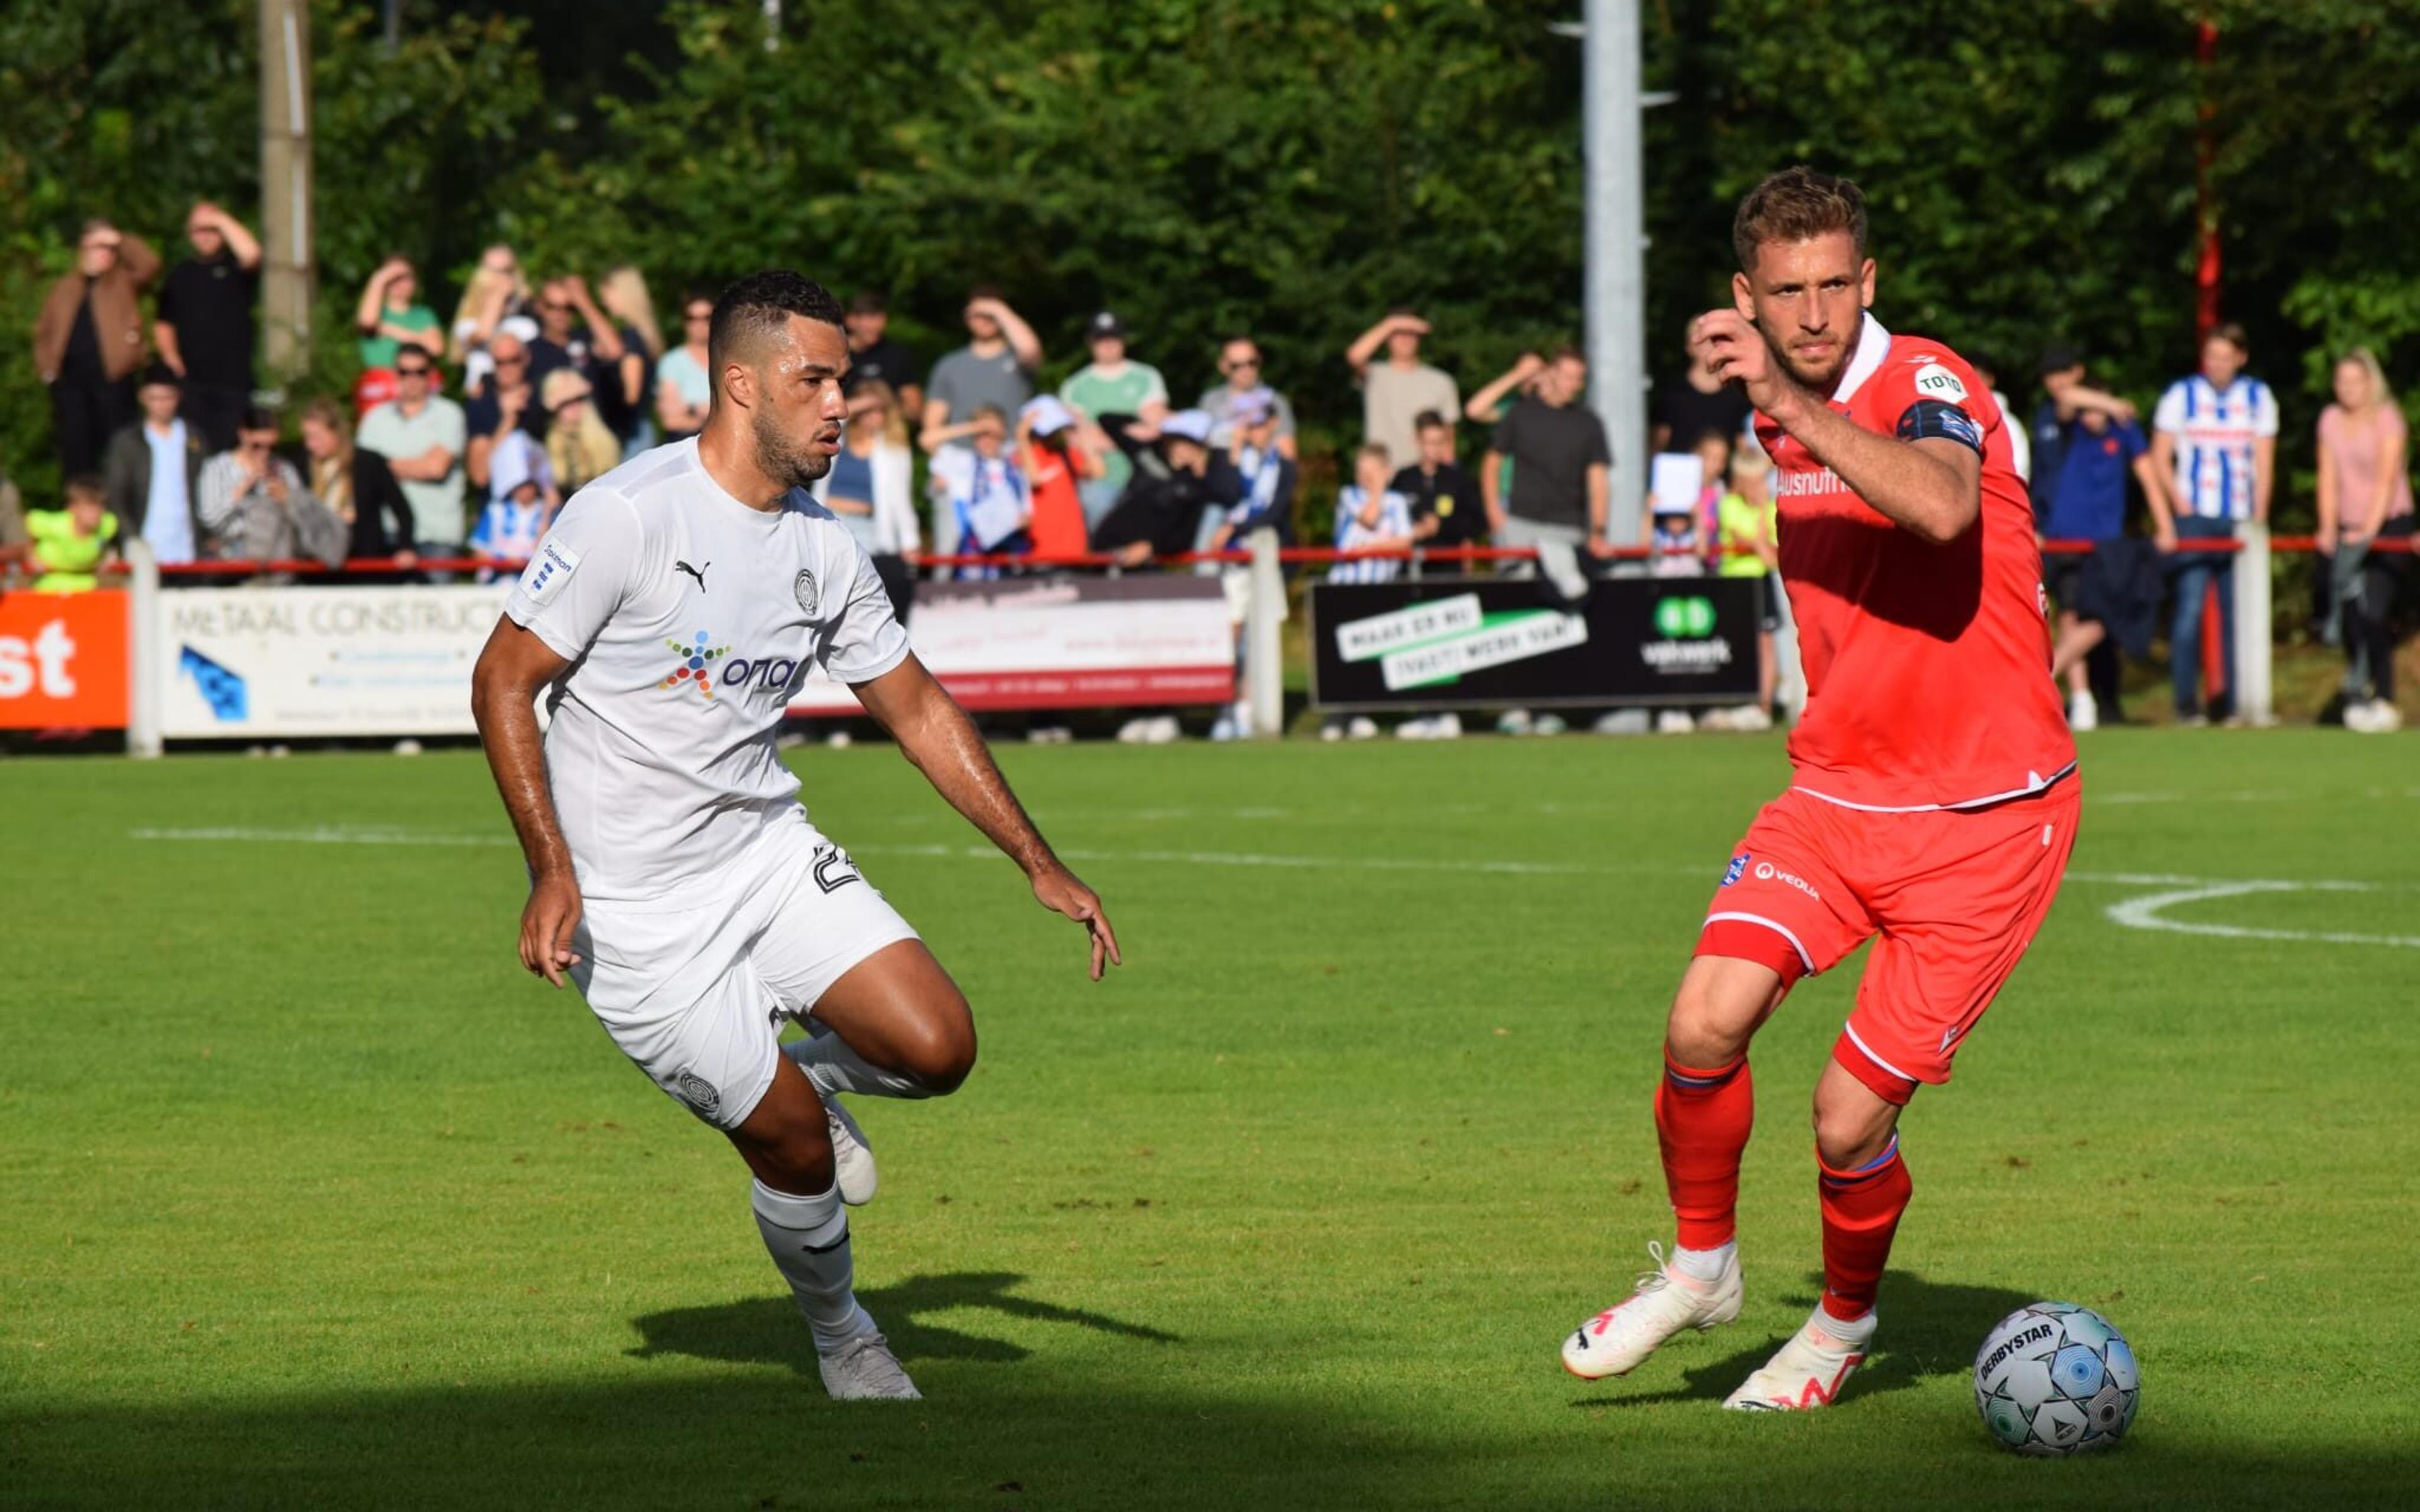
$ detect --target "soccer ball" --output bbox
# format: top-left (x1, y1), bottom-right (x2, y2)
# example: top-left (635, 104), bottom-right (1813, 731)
top-left (1973, 1302), bottom-right (2139, 1456)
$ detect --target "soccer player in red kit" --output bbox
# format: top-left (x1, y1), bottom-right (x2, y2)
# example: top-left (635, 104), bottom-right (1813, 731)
top-left (1559, 167), bottom-right (2079, 1410)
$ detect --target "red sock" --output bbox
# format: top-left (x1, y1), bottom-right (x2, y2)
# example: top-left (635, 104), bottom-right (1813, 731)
top-left (1655, 1051), bottom-right (1753, 1250)
top-left (1817, 1135), bottom-right (1912, 1324)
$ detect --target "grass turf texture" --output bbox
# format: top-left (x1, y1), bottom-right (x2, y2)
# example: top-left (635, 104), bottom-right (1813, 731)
top-left (4, 730), bottom-right (2415, 1509)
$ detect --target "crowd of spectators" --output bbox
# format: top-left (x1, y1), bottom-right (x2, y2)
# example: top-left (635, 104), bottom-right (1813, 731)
top-left (6, 199), bottom-right (2411, 735)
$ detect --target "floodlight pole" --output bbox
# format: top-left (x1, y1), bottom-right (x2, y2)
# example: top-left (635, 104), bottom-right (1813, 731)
top-left (258, 0), bottom-right (315, 387)
top-left (1581, 0), bottom-right (1647, 543)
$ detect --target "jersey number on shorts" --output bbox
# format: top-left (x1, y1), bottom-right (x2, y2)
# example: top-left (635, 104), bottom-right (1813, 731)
top-left (813, 844), bottom-right (862, 894)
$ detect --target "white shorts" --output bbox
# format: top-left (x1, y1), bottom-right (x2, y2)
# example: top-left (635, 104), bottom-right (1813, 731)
top-left (568, 812), bottom-right (919, 1130)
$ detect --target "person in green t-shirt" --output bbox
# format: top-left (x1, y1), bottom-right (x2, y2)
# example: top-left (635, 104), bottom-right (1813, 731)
top-left (21, 476), bottom-right (122, 591)
top-left (355, 256), bottom-right (443, 372)
top-left (1715, 449), bottom-right (1783, 721)
top-left (1059, 311), bottom-right (1170, 529)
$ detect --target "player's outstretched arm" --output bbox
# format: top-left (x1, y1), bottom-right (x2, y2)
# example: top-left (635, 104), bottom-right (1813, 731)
top-left (853, 654), bottom-right (1122, 980)
top-left (470, 618), bottom-right (583, 988)
top-left (1697, 309), bottom-right (1981, 545)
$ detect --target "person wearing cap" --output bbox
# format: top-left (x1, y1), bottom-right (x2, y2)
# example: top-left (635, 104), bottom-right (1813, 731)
top-left (1016, 395), bottom-right (1097, 563)
top-left (103, 363), bottom-right (210, 565)
top-left (1090, 408), bottom-right (1242, 567)
top-left (543, 367), bottom-right (621, 496)
top-left (920, 286), bottom-right (1044, 556)
top-left (1059, 311), bottom-right (1170, 530)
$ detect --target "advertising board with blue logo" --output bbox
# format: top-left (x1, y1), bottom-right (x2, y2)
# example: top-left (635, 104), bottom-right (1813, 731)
top-left (1308, 576), bottom-right (1762, 711)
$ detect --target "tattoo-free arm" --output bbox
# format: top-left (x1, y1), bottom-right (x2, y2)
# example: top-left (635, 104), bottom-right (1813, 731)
top-left (1765, 385), bottom-right (1981, 545)
top-left (470, 618), bottom-right (584, 987)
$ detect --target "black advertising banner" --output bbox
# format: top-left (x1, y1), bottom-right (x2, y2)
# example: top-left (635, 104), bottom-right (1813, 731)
top-left (1308, 576), bottom-right (1763, 711)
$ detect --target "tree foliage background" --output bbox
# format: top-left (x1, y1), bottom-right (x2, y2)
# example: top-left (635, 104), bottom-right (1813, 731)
top-left (4, 0), bottom-right (2416, 517)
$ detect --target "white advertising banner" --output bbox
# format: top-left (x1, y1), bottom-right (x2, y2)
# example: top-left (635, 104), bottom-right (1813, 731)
top-left (159, 584), bottom-right (510, 738)
top-left (790, 576), bottom-right (1236, 714)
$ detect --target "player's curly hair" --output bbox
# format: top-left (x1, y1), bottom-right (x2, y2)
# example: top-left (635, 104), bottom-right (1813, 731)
top-left (708, 270), bottom-right (845, 386)
top-left (1732, 166), bottom-right (1868, 273)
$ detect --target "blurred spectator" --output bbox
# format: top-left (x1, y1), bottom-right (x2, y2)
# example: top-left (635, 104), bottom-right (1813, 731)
top-left (526, 275), bottom-right (625, 396)
top-left (1014, 395), bottom-right (1094, 566)
top-left (1648, 493), bottom-right (1703, 579)
top-left (921, 287), bottom-right (1042, 553)
top-left (1090, 410), bottom-right (1240, 566)
top-left (2316, 347), bottom-right (2412, 733)
top-left (102, 365), bottom-right (207, 565)
top-left (33, 219), bottom-right (161, 476)
top-left (0, 464), bottom-right (25, 577)
top-left (597, 265), bottom-right (661, 451)
top-left (1969, 352), bottom-right (2030, 483)
top-left (354, 256), bottom-right (442, 374)
top-left (812, 380), bottom-right (921, 618)
top-left (356, 350), bottom-right (468, 559)
top-left (465, 332), bottom-right (543, 499)
top-left (1712, 449), bottom-right (1782, 726)
top-left (1345, 306), bottom-right (1460, 472)
top-left (153, 201), bottom-right (261, 452)
top-left (542, 369), bottom-right (623, 496)
top-left (1396, 410), bottom-right (1482, 553)
top-left (1651, 327), bottom-right (1750, 455)
top-left (1199, 336), bottom-right (1298, 459)
top-left (450, 244), bottom-right (531, 398)
top-left (1060, 311), bottom-right (1171, 529)
top-left (197, 406), bottom-right (345, 567)
top-left (928, 405), bottom-right (1029, 577)
top-left (469, 429), bottom-right (557, 578)
top-left (1330, 444), bottom-right (1415, 585)
top-left (299, 397), bottom-right (415, 564)
top-left (1215, 394), bottom-right (1298, 550)
top-left (2037, 351), bottom-right (2173, 731)
top-left (1472, 347), bottom-right (1613, 563)
top-left (22, 476), bottom-right (122, 592)
top-left (842, 292), bottom-right (923, 421)
top-left (2152, 322), bottom-right (2276, 723)
top-left (655, 290), bottom-right (715, 445)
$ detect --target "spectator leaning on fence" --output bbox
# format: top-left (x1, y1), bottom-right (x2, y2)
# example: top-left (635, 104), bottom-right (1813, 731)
top-left (20, 476), bottom-right (122, 592)
top-left (921, 287), bottom-right (1043, 555)
top-left (197, 406), bottom-right (345, 568)
top-left (34, 219), bottom-right (161, 477)
top-left (1199, 336), bottom-right (1298, 460)
top-left (153, 201), bottom-right (261, 453)
top-left (655, 290), bottom-right (715, 445)
top-left (928, 405), bottom-right (1030, 578)
top-left (102, 364), bottom-right (208, 566)
top-left (2316, 346), bottom-right (2413, 734)
top-left (1090, 409), bottom-right (1241, 568)
top-left (1012, 395), bottom-right (1093, 567)
top-left (2152, 321), bottom-right (2276, 724)
top-left (1061, 311), bottom-right (1171, 529)
top-left (841, 291), bottom-right (923, 421)
top-left (1330, 443), bottom-right (1415, 587)
top-left (2036, 348), bottom-right (2175, 732)
top-left (356, 348), bottom-right (468, 559)
top-left (1347, 306), bottom-right (1461, 473)
top-left (299, 396), bottom-right (415, 565)
top-left (468, 427), bottom-right (556, 580)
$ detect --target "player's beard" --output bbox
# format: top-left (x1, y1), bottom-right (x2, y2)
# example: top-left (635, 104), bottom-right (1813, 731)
top-left (1760, 319), bottom-right (1852, 394)
top-left (751, 407), bottom-right (833, 491)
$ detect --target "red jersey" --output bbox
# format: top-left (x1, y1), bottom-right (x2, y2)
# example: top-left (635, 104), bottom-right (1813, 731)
top-left (1754, 315), bottom-right (2075, 810)
top-left (1022, 442), bottom-right (1088, 559)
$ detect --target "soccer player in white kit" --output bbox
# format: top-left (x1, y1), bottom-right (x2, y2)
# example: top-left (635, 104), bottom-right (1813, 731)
top-left (470, 272), bottom-right (1120, 1402)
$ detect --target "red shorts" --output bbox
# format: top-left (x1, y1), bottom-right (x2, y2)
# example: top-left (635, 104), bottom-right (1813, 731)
top-left (1695, 777), bottom-right (2080, 1102)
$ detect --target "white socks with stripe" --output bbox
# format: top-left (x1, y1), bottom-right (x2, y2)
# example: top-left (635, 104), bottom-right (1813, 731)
top-left (749, 1179), bottom-right (873, 1354)
top-left (783, 1031), bottom-right (930, 1100)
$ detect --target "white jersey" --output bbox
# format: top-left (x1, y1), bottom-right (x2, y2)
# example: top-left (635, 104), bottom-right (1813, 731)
top-left (504, 438), bottom-right (910, 903)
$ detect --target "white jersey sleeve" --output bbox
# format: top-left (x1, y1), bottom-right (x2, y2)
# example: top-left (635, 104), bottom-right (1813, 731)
top-left (2251, 380), bottom-right (2279, 438)
top-left (2152, 381), bottom-right (2187, 437)
top-left (820, 542), bottom-right (911, 685)
top-left (504, 488), bottom-right (645, 662)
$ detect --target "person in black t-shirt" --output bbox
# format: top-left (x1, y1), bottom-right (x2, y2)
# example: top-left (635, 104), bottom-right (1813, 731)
top-left (153, 202), bottom-right (261, 452)
top-left (1651, 335), bottom-right (1752, 455)
top-left (843, 292), bottom-right (923, 421)
top-left (1393, 408), bottom-right (1484, 554)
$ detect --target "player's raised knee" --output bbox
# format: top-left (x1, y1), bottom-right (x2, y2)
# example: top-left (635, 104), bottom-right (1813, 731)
top-left (1665, 958), bottom-right (1776, 1067)
top-left (895, 1011), bottom-right (977, 1096)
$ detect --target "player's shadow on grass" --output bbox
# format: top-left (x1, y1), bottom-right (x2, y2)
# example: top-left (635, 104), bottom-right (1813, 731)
top-left (628, 1270), bottom-right (1180, 1374)
top-left (1574, 1270), bottom-right (2032, 1409)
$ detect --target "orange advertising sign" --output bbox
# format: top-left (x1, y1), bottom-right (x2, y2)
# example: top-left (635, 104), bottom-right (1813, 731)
top-left (0, 590), bottom-right (130, 729)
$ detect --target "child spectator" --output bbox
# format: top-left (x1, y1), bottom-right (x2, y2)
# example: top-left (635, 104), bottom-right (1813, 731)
top-left (1016, 396), bottom-right (1095, 564)
top-left (1331, 443), bottom-right (1414, 585)
top-left (1396, 409), bottom-right (1482, 554)
top-left (1710, 450), bottom-right (1782, 728)
top-left (469, 430), bottom-right (557, 580)
top-left (22, 476), bottom-right (122, 592)
top-left (1690, 430), bottom-right (1733, 571)
top-left (929, 404), bottom-right (1030, 578)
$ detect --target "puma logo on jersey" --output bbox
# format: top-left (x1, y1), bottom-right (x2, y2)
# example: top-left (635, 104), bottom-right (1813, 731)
top-left (675, 559), bottom-right (710, 592)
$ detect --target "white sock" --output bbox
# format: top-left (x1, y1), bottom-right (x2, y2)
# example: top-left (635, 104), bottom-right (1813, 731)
top-left (1671, 1241), bottom-right (1736, 1283)
top-left (749, 1179), bottom-right (874, 1353)
top-left (1812, 1303), bottom-right (1877, 1346)
top-left (783, 1031), bottom-right (929, 1100)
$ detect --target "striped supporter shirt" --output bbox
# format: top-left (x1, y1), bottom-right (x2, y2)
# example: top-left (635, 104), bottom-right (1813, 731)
top-left (2152, 374), bottom-right (2278, 521)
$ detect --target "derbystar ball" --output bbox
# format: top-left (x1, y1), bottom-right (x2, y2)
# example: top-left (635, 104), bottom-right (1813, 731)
top-left (1973, 1302), bottom-right (2140, 1457)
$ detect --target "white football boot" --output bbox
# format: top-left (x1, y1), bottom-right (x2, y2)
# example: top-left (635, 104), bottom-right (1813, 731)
top-left (818, 1329), bottom-right (921, 1400)
top-left (1722, 1308), bottom-right (1874, 1411)
top-left (1562, 1242), bottom-right (1743, 1379)
top-left (824, 1096), bottom-right (878, 1207)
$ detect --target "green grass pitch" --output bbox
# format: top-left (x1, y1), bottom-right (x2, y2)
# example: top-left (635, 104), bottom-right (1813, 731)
top-left (4, 729), bottom-right (2416, 1508)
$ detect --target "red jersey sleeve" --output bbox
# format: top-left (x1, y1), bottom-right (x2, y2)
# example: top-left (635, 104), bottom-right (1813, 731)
top-left (1863, 346), bottom-right (1995, 458)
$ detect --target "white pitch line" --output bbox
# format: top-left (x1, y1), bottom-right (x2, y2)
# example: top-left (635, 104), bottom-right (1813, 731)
top-left (2102, 879), bottom-right (2420, 951)
top-left (129, 825), bottom-right (517, 847)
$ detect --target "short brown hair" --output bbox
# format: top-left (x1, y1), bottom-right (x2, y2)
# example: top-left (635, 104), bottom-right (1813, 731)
top-left (1732, 166), bottom-right (1868, 273)
top-left (2208, 322), bottom-right (2250, 355)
